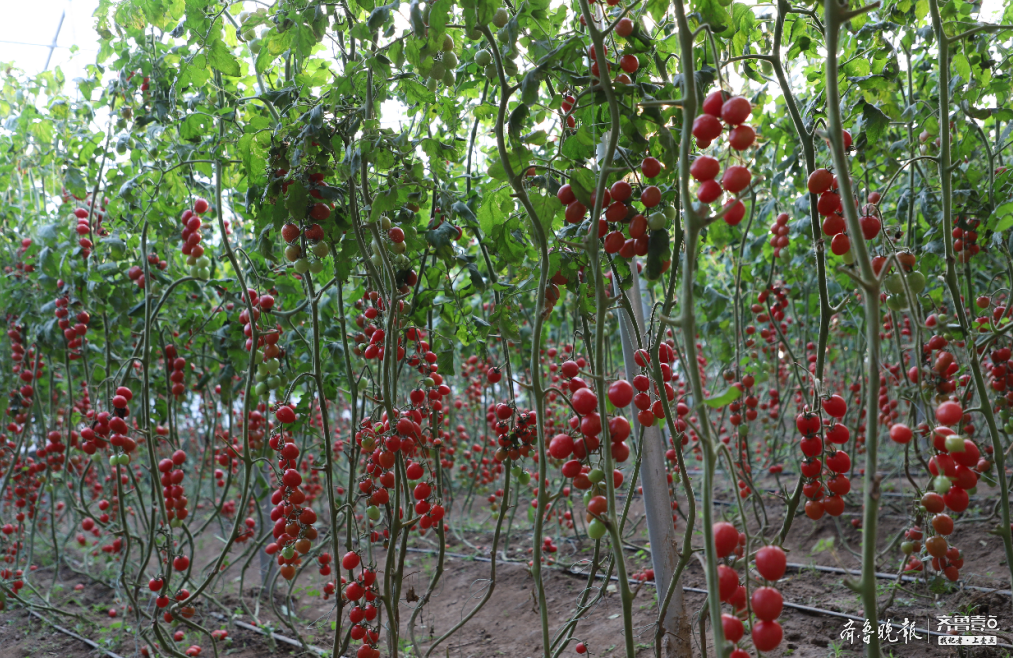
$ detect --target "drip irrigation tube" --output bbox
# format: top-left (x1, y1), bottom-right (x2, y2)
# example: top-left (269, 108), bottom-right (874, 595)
top-left (403, 547), bottom-right (1013, 648)
top-left (26, 609), bottom-right (127, 658)
top-left (209, 612), bottom-right (334, 657)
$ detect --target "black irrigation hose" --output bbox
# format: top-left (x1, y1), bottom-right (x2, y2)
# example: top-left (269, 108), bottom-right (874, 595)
top-left (26, 609), bottom-right (127, 658)
top-left (402, 548), bottom-right (1013, 649)
top-left (209, 612), bottom-right (332, 657)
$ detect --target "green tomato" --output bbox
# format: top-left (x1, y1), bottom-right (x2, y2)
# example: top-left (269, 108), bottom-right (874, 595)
top-left (588, 468), bottom-right (605, 484)
top-left (170, 518), bottom-right (183, 528)
top-left (841, 248), bottom-right (855, 265)
top-left (196, 256), bottom-right (210, 269)
top-left (265, 358), bottom-right (280, 374)
top-left (294, 258), bottom-right (310, 274)
top-left (648, 212), bottom-right (667, 231)
top-left (492, 7), bottom-right (510, 28)
top-left (282, 545), bottom-right (295, 560)
top-left (249, 39), bottom-right (262, 54)
top-left (587, 519), bottom-right (608, 540)
top-left (944, 435), bottom-right (966, 453)
top-left (511, 466), bottom-right (523, 477)
top-left (285, 244), bottom-right (302, 262)
top-left (313, 241), bottom-right (330, 258)
top-left (663, 205), bottom-right (677, 221)
top-left (196, 267), bottom-right (210, 280)
top-left (967, 486), bottom-right (977, 496)
top-left (309, 260), bottom-right (324, 274)
top-left (187, 255), bottom-right (198, 267)
top-left (901, 541), bottom-right (914, 555)
top-left (424, 377), bottom-right (436, 387)
top-left (475, 50), bottom-right (492, 67)
top-left (503, 58), bottom-right (518, 77)
top-left (267, 376), bottom-right (280, 390)
top-left (485, 64), bottom-right (498, 81)
top-left (518, 472), bottom-right (531, 485)
top-left (443, 69), bottom-right (456, 86)
top-left (884, 273), bottom-right (905, 295)
top-left (933, 475), bottom-right (952, 495)
top-left (886, 294), bottom-right (908, 311)
top-left (255, 382), bottom-right (269, 396)
top-left (430, 62), bottom-right (446, 80)
top-left (907, 271), bottom-right (926, 294)
top-left (442, 34), bottom-right (455, 52)
top-left (109, 455), bottom-right (119, 467)
top-left (366, 505), bottom-right (382, 521)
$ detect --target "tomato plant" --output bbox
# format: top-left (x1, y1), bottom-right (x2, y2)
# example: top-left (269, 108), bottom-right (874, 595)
top-left (1, 0), bottom-right (1013, 657)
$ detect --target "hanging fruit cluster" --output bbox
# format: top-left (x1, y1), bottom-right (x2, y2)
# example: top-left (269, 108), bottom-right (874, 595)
top-left (181, 198), bottom-right (212, 280)
top-left (691, 91), bottom-right (755, 225)
top-left (266, 404), bottom-right (319, 579)
top-left (952, 214), bottom-right (982, 262)
top-left (768, 213), bottom-right (791, 259)
top-left (158, 448), bottom-right (189, 525)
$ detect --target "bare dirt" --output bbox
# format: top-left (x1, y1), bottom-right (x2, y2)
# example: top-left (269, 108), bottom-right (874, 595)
top-left (4, 473), bottom-right (1013, 658)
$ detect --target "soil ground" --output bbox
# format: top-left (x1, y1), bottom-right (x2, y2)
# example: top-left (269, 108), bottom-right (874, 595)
top-left (4, 472), bottom-right (1013, 658)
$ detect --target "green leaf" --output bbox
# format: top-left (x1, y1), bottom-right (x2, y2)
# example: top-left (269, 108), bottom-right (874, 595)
top-left (478, 187), bottom-right (514, 237)
top-left (703, 385), bottom-right (742, 408)
top-left (569, 168), bottom-right (597, 207)
top-left (952, 53), bottom-right (970, 82)
top-left (208, 38), bottom-right (241, 76)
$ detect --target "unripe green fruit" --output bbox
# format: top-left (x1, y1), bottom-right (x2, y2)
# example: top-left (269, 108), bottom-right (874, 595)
top-left (648, 212), bottom-right (667, 231)
top-left (475, 50), bottom-right (492, 66)
top-left (285, 244), bottom-right (301, 262)
top-left (933, 475), bottom-right (952, 494)
top-left (588, 468), bottom-right (605, 484)
top-left (944, 435), bottom-right (966, 453)
top-left (367, 505), bottom-right (382, 521)
top-left (294, 258), bottom-right (310, 274)
top-left (430, 62), bottom-right (446, 80)
top-left (503, 58), bottom-right (518, 77)
top-left (518, 471), bottom-right (531, 485)
top-left (442, 34), bottom-right (455, 52)
top-left (664, 205), bottom-right (676, 221)
top-left (907, 270), bottom-right (926, 294)
top-left (309, 260), bottom-right (324, 274)
top-left (313, 241), bottom-right (330, 258)
top-left (443, 69), bottom-right (456, 86)
top-left (901, 541), bottom-right (914, 555)
top-left (886, 294), bottom-right (908, 311)
top-left (492, 7), bottom-right (510, 28)
top-left (884, 273), bottom-right (905, 295)
top-left (587, 519), bottom-right (607, 539)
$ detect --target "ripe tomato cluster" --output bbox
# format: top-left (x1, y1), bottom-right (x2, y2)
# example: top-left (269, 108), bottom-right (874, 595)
top-left (180, 198), bottom-right (212, 280)
top-left (691, 91), bottom-right (755, 224)
top-left (795, 394), bottom-right (852, 521)
top-left (265, 410), bottom-right (321, 580)
top-left (713, 523), bottom-right (786, 654)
